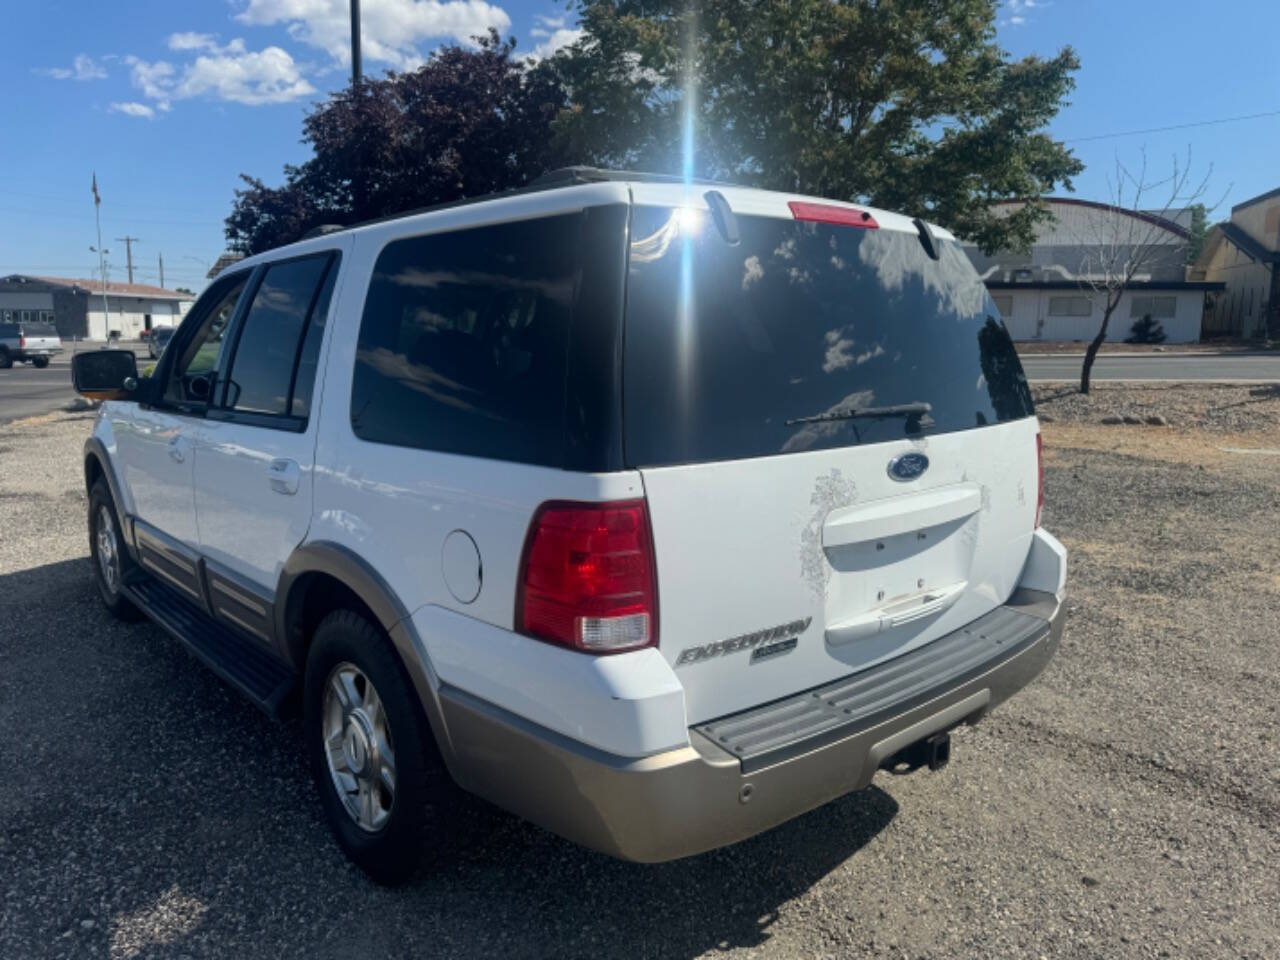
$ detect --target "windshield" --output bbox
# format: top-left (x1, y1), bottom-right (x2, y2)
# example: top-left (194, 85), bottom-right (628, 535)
top-left (622, 207), bottom-right (1033, 467)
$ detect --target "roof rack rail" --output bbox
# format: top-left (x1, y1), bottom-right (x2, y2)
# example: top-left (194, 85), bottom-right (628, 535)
top-left (300, 224), bottom-right (346, 240)
top-left (264, 166), bottom-right (741, 254)
top-left (532, 166), bottom-right (737, 189)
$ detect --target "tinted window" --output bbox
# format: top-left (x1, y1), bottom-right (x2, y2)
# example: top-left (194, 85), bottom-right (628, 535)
top-left (224, 256), bottom-right (332, 416)
top-left (289, 260), bottom-right (339, 418)
top-left (351, 214), bottom-right (582, 465)
top-left (22, 323), bottom-right (58, 337)
top-left (623, 208), bottom-right (1034, 467)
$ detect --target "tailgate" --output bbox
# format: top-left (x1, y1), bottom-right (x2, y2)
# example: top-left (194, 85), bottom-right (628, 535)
top-left (641, 420), bottom-right (1038, 722)
top-left (621, 198), bottom-right (1039, 723)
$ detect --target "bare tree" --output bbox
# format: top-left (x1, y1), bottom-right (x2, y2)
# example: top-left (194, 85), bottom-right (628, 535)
top-left (1073, 150), bottom-right (1215, 393)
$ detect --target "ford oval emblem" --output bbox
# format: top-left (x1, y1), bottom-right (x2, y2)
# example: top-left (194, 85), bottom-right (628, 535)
top-left (887, 452), bottom-right (929, 482)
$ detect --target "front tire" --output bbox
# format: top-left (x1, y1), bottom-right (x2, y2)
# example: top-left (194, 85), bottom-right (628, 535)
top-left (304, 610), bottom-right (446, 884)
top-left (88, 479), bottom-right (142, 621)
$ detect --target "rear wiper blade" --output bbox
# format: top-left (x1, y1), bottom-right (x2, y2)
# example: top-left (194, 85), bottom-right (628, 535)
top-left (786, 402), bottom-right (932, 426)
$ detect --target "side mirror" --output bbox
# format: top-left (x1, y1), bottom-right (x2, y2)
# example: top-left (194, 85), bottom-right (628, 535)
top-left (71, 349), bottom-right (140, 401)
top-left (188, 374), bottom-right (212, 402)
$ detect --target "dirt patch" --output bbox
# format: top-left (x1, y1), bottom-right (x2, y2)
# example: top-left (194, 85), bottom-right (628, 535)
top-left (1034, 382), bottom-right (1280, 433)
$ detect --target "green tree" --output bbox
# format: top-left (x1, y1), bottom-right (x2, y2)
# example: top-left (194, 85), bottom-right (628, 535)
top-left (552, 0), bottom-right (1082, 253)
top-left (225, 31), bottom-right (569, 254)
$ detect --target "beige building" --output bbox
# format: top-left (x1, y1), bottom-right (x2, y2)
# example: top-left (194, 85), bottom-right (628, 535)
top-left (1191, 187), bottom-right (1280, 339)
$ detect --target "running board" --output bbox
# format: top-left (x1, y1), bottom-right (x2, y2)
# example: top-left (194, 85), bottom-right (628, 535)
top-left (123, 574), bottom-right (295, 717)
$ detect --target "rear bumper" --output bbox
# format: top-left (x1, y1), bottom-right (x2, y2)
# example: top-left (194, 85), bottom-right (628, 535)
top-left (13, 348), bottom-right (61, 358)
top-left (438, 588), bottom-right (1065, 862)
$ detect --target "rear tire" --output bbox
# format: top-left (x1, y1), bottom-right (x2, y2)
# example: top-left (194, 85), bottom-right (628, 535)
top-left (32, 356), bottom-right (49, 369)
top-left (0, 349), bottom-right (11, 369)
top-left (88, 479), bottom-right (143, 621)
top-left (304, 610), bottom-right (449, 884)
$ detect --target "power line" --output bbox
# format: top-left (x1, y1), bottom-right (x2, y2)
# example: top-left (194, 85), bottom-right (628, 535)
top-left (0, 187), bottom-right (216, 217)
top-left (0, 204), bottom-right (217, 227)
top-left (1065, 108), bottom-right (1280, 144)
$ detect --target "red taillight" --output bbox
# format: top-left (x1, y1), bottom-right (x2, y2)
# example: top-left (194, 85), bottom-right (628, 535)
top-left (788, 201), bottom-right (879, 229)
top-left (18, 336), bottom-right (25, 348)
top-left (1035, 433), bottom-right (1044, 528)
top-left (517, 500), bottom-right (658, 654)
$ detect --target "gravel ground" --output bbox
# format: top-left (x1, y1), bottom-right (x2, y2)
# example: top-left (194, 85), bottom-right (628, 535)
top-left (1, 396), bottom-right (1278, 960)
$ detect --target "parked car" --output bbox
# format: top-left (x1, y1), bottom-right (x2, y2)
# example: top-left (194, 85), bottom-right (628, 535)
top-left (0, 320), bottom-right (62, 368)
top-left (72, 168), bottom-right (1066, 884)
top-left (148, 326), bottom-right (175, 358)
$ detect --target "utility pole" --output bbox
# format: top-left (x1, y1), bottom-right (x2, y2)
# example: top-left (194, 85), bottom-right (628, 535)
top-left (115, 235), bottom-right (141, 284)
top-left (351, 0), bottom-right (362, 87)
top-left (90, 173), bottom-right (110, 337)
top-left (158, 253), bottom-right (165, 289)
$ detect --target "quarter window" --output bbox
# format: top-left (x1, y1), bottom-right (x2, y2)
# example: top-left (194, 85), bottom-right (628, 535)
top-left (1047, 296), bottom-right (1092, 317)
top-left (350, 214), bottom-right (582, 465)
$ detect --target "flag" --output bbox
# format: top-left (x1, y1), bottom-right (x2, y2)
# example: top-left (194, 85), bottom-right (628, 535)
top-left (92, 173), bottom-right (100, 207)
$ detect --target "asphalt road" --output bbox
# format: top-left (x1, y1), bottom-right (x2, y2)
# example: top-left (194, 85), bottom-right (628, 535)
top-left (0, 346), bottom-right (151, 425)
top-left (3, 349), bottom-right (1277, 427)
top-left (1020, 352), bottom-right (1280, 382)
top-left (0, 359), bottom-right (77, 425)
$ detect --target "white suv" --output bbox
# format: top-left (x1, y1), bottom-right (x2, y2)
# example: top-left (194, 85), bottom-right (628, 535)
top-left (72, 169), bottom-right (1066, 884)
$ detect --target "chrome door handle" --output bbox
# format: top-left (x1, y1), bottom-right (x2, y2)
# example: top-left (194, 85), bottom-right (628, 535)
top-left (268, 458), bottom-right (300, 496)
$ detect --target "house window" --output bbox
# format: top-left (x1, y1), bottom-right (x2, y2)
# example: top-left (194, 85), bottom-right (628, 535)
top-left (992, 295), bottom-right (1013, 316)
top-left (1048, 296), bottom-right (1092, 317)
top-left (1130, 296), bottom-right (1176, 318)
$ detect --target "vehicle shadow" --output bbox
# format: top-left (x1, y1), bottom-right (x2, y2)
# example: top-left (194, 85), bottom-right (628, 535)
top-left (0, 556), bottom-right (898, 960)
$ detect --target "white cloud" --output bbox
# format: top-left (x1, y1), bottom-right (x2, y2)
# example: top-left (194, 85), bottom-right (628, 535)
top-left (999, 0), bottom-right (1043, 27)
top-left (110, 101), bottom-right (156, 118)
top-left (123, 41), bottom-right (313, 110)
top-left (35, 54), bottom-right (108, 81)
top-left (176, 46), bottom-right (315, 105)
top-left (235, 0), bottom-right (511, 70)
top-left (124, 56), bottom-right (176, 105)
top-left (525, 14), bottom-right (582, 61)
top-left (168, 32), bottom-right (219, 51)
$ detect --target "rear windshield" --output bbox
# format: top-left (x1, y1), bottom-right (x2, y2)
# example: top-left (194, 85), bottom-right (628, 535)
top-left (623, 207), bottom-right (1033, 467)
top-left (22, 323), bottom-right (58, 337)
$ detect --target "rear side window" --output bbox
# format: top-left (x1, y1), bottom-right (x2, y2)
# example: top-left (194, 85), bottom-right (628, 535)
top-left (350, 214), bottom-right (582, 465)
top-left (222, 254), bottom-right (335, 417)
top-left (623, 207), bottom-right (1033, 467)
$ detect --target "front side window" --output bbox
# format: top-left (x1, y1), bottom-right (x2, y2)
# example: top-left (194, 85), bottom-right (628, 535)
top-left (163, 274), bottom-right (249, 407)
top-left (220, 255), bottom-right (334, 417)
top-left (350, 214), bottom-right (582, 465)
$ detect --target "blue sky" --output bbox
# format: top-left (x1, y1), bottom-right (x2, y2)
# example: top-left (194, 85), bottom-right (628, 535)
top-left (1, 0), bottom-right (1277, 294)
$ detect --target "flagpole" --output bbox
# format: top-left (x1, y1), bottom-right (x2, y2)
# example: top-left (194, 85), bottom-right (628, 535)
top-left (93, 174), bottom-right (109, 339)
